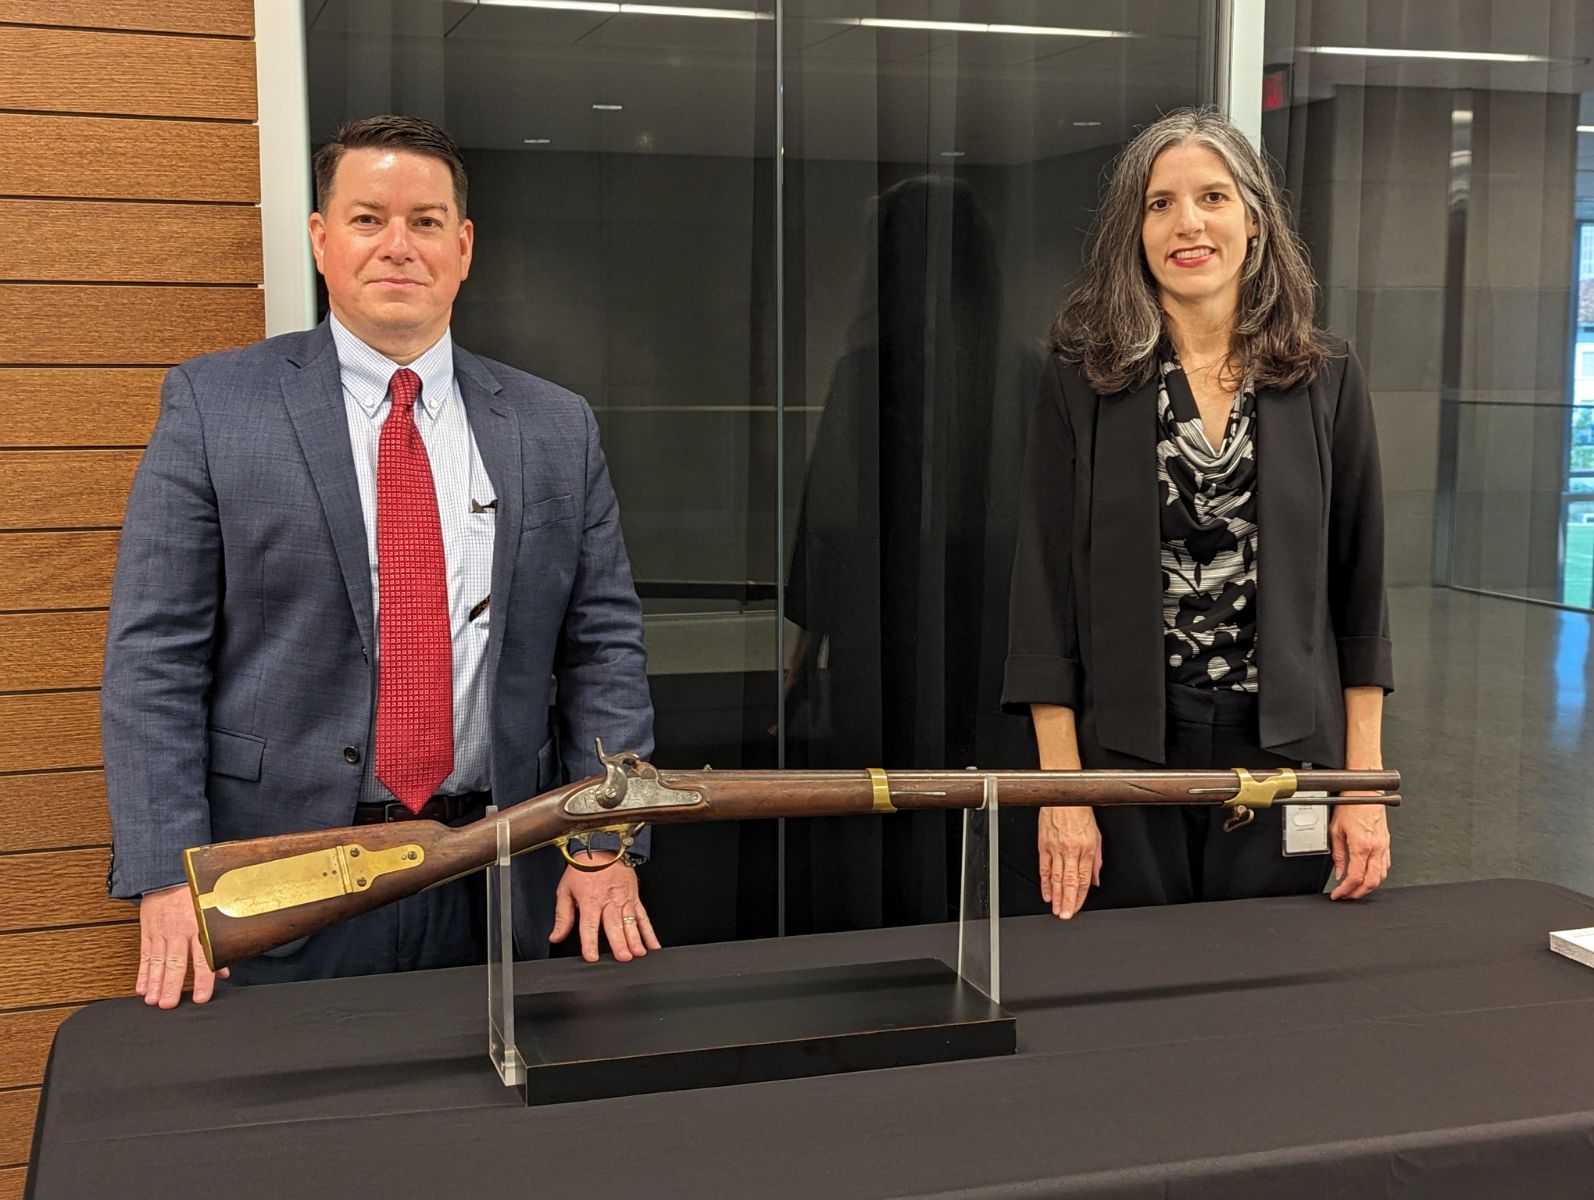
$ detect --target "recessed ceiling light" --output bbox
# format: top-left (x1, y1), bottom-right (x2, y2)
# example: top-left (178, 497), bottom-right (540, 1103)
top-left (622, 3), bottom-right (766, 17)
top-left (476, 3), bottom-right (1123, 32)
top-left (523, 137), bottom-right (552, 144)
top-left (940, 150), bottom-right (966, 158)
top-left (987, 23), bottom-right (1122, 37)
top-left (1304, 45), bottom-right (1551, 63)
top-left (480, 0), bottom-right (770, 16)
top-left (486, 0), bottom-right (618, 10)
top-left (592, 103), bottom-right (624, 112)
top-left (853, 17), bottom-right (1126, 37)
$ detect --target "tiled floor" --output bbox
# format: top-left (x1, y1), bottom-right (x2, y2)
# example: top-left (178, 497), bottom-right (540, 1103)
top-left (1387, 586), bottom-right (1594, 896)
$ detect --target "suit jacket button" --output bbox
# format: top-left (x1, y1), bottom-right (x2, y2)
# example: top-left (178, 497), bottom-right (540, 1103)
top-left (343, 746), bottom-right (361, 764)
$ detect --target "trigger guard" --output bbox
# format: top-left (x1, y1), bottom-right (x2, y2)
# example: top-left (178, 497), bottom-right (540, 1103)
top-left (557, 838), bottom-right (623, 872)
top-left (557, 823), bottom-right (645, 871)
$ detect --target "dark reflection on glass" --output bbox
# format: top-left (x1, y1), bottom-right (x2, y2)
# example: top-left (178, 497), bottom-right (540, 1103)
top-left (777, 3), bottom-right (1211, 930)
top-left (781, 175), bottom-right (1040, 931)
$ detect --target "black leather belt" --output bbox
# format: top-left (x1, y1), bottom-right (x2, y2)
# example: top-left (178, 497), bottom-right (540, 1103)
top-left (353, 791), bottom-right (492, 825)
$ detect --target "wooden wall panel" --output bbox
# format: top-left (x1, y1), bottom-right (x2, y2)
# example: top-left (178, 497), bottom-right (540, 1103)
top-left (0, 6), bottom-right (264, 1174)
top-left (0, 612), bottom-right (107, 692)
top-left (0, 773), bottom-right (110, 853)
top-left (2, 370), bottom-right (163, 449)
top-left (0, 27), bottom-right (255, 120)
top-left (0, 850), bottom-right (123, 933)
top-left (0, 533), bottom-right (119, 609)
top-left (0, 1008), bottom-right (81, 1091)
top-left (0, 285), bottom-right (262, 366)
top-left (0, 286), bottom-right (262, 366)
top-left (0, 451), bottom-right (141, 530)
top-left (0, 924), bottom-right (139, 1010)
top-left (0, 1), bottom-right (251, 36)
top-left (0, 694), bottom-right (102, 773)
top-left (0, 1091), bottom-right (37, 1166)
top-left (0, 203), bottom-right (262, 286)
top-left (0, 115), bottom-right (259, 202)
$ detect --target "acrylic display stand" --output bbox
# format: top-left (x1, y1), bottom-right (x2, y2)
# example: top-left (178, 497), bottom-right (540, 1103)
top-left (486, 785), bottom-right (1013, 1105)
top-left (485, 809), bottom-right (523, 1087)
top-left (957, 773), bottom-right (1002, 1004)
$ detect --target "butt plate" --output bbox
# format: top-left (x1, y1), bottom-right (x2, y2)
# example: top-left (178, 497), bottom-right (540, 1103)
top-left (188, 842), bottom-right (425, 918)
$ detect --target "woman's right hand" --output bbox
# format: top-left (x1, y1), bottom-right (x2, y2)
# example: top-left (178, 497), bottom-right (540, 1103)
top-left (1038, 805), bottom-right (1102, 919)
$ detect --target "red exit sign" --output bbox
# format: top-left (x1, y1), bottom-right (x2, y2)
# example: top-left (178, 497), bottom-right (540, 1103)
top-left (1263, 64), bottom-right (1292, 112)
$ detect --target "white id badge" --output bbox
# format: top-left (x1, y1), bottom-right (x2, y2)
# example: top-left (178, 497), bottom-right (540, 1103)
top-left (1283, 792), bottom-right (1330, 856)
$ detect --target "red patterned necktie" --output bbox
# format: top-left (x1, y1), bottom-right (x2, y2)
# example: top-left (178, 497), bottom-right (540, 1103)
top-left (375, 367), bottom-right (454, 812)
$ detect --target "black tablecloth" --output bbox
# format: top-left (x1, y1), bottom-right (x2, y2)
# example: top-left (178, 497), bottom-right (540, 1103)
top-left (27, 879), bottom-right (1594, 1199)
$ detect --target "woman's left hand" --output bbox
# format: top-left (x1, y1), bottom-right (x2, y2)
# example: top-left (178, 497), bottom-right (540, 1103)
top-left (1328, 800), bottom-right (1391, 900)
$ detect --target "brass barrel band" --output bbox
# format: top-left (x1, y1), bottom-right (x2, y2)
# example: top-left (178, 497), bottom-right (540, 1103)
top-left (867, 768), bottom-right (896, 814)
top-left (1225, 767), bottom-right (1298, 810)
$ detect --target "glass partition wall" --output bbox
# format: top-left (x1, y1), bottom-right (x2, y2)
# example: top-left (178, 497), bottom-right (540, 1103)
top-left (1260, 0), bottom-right (1594, 894)
top-left (1261, 0), bottom-right (1594, 608)
top-left (304, 0), bottom-right (1218, 939)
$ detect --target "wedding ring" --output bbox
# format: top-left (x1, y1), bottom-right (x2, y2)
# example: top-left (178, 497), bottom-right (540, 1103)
top-left (621, 915), bottom-right (637, 925)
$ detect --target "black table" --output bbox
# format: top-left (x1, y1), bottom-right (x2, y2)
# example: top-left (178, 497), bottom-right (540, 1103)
top-left (28, 879), bottom-right (1594, 1199)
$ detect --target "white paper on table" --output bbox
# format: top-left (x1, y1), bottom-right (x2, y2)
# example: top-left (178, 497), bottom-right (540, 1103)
top-left (1549, 926), bottom-right (1594, 969)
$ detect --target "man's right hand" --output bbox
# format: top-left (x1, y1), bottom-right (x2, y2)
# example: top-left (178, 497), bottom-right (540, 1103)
top-left (1037, 805), bottom-right (1102, 920)
top-left (137, 885), bottom-right (227, 1008)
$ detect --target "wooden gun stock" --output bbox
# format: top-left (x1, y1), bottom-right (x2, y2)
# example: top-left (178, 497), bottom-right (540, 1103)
top-left (185, 751), bottom-right (1401, 970)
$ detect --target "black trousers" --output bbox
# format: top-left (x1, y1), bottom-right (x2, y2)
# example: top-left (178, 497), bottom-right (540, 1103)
top-left (1002, 684), bottom-right (1333, 913)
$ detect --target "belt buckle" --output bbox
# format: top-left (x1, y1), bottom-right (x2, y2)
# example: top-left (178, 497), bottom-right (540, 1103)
top-left (383, 801), bottom-right (412, 822)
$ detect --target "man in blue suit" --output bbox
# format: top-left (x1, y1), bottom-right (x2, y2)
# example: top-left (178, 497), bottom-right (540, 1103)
top-left (102, 115), bottom-right (658, 1008)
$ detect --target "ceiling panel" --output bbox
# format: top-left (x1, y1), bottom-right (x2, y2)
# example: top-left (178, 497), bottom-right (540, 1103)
top-left (789, 24), bottom-right (962, 62)
top-left (442, 5), bottom-right (612, 43)
top-left (310, 0), bottom-right (473, 35)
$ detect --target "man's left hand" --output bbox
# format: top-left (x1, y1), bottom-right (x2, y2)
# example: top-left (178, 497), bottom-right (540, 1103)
top-left (1329, 801), bottom-right (1391, 900)
top-left (549, 850), bottom-right (662, 962)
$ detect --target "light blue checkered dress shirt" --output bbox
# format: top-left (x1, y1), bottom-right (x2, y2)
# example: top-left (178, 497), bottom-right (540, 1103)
top-left (329, 315), bottom-right (496, 803)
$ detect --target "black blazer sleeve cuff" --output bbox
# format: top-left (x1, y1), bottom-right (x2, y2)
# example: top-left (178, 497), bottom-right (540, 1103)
top-left (1001, 654), bottom-right (1084, 714)
top-left (1337, 636), bottom-right (1394, 692)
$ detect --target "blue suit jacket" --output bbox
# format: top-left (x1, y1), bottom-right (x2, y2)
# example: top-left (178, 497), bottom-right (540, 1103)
top-left (101, 322), bottom-right (654, 958)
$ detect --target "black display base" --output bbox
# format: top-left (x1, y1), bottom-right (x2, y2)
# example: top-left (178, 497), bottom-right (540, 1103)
top-left (511, 957), bottom-right (1014, 1106)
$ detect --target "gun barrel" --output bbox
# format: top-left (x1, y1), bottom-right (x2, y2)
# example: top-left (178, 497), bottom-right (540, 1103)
top-left (659, 767), bottom-right (1400, 816)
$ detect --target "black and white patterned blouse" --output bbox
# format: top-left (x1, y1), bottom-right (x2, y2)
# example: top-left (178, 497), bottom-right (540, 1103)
top-left (1157, 357), bottom-right (1259, 692)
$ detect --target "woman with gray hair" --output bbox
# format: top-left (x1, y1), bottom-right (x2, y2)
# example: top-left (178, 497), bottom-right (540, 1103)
top-left (1002, 108), bottom-right (1393, 918)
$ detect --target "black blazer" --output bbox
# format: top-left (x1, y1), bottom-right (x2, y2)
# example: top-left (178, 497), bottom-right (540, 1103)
top-left (1001, 343), bottom-right (1393, 769)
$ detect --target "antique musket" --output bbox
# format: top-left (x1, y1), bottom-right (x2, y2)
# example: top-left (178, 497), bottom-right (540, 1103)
top-left (184, 743), bottom-right (1401, 969)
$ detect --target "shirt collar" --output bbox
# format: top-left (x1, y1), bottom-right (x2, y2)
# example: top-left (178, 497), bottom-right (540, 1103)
top-left (328, 313), bottom-right (455, 420)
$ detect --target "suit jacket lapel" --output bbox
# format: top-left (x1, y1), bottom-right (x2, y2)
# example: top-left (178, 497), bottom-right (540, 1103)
top-left (1089, 374), bottom-right (1166, 763)
top-left (1255, 378), bottom-right (1321, 751)
top-left (281, 326), bottom-right (376, 654)
top-left (455, 347), bottom-right (522, 681)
